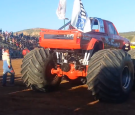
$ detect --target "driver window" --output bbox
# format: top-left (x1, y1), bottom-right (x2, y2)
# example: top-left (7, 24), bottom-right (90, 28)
top-left (92, 19), bottom-right (99, 32)
top-left (108, 23), bottom-right (118, 35)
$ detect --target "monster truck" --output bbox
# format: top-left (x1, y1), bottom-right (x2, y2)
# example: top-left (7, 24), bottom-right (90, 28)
top-left (21, 17), bottom-right (134, 102)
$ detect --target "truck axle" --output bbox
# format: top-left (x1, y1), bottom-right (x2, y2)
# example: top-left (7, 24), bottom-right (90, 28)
top-left (51, 64), bottom-right (88, 80)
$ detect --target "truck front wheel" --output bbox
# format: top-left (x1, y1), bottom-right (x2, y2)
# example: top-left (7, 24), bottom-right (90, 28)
top-left (86, 49), bottom-right (134, 102)
top-left (128, 49), bottom-right (135, 89)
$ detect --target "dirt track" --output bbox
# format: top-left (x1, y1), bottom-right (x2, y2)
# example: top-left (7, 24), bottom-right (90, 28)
top-left (0, 59), bottom-right (135, 115)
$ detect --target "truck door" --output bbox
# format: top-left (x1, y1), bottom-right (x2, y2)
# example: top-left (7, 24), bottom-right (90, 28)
top-left (107, 22), bottom-right (121, 49)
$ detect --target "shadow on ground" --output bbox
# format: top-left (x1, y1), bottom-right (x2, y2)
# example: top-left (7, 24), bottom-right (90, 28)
top-left (0, 76), bottom-right (135, 115)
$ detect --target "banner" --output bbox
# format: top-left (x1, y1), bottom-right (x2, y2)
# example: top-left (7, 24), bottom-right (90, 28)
top-left (56, 0), bottom-right (66, 20)
top-left (71, 0), bottom-right (91, 33)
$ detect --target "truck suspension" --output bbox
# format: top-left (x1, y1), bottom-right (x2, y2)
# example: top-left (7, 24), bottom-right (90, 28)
top-left (51, 64), bottom-right (88, 80)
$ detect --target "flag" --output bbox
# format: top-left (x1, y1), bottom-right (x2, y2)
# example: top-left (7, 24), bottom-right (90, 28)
top-left (56, 0), bottom-right (66, 20)
top-left (71, 0), bottom-right (91, 33)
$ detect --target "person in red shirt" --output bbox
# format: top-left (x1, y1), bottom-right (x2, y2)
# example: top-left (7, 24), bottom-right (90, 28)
top-left (22, 47), bottom-right (30, 57)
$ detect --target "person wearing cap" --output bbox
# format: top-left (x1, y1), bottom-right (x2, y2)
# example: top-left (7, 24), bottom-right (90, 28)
top-left (2, 47), bottom-right (15, 86)
top-left (2, 46), bottom-right (6, 55)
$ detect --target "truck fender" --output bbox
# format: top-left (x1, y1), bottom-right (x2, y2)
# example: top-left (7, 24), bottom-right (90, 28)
top-left (87, 38), bottom-right (104, 50)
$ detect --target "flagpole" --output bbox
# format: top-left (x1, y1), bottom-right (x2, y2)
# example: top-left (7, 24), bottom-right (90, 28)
top-left (64, 19), bottom-right (65, 30)
top-left (56, 0), bottom-right (67, 29)
top-left (64, 18), bottom-right (69, 30)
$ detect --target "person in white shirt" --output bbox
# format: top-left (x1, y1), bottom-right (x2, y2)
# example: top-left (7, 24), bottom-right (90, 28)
top-left (2, 48), bottom-right (4, 54)
top-left (2, 47), bottom-right (15, 86)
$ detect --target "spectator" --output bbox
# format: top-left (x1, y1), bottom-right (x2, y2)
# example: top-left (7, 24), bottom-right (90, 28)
top-left (2, 47), bottom-right (15, 86)
top-left (22, 47), bottom-right (30, 57)
top-left (0, 31), bottom-right (39, 59)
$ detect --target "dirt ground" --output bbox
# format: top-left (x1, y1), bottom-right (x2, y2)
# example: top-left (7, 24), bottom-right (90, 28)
top-left (0, 59), bottom-right (135, 115)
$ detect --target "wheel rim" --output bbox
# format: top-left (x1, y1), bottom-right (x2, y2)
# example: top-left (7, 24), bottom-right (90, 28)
top-left (122, 66), bottom-right (131, 89)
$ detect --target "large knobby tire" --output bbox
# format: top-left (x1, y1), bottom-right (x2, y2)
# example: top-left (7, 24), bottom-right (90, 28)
top-left (21, 48), bottom-right (61, 92)
top-left (86, 49), bottom-right (134, 102)
top-left (128, 49), bottom-right (135, 89)
top-left (128, 49), bottom-right (135, 68)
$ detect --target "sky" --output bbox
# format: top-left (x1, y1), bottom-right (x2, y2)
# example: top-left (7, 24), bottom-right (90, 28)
top-left (0, 0), bottom-right (135, 33)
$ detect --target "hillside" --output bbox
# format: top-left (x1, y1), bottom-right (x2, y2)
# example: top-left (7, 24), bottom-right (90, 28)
top-left (119, 31), bottom-right (135, 42)
top-left (14, 28), bottom-right (45, 37)
top-left (15, 28), bottom-right (135, 42)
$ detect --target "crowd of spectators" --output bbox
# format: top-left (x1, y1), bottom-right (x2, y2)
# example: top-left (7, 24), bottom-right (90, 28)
top-left (0, 31), bottom-right (39, 59)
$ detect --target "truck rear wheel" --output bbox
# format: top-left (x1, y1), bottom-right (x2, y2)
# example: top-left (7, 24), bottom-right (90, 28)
top-left (21, 48), bottom-right (61, 92)
top-left (86, 49), bottom-right (134, 102)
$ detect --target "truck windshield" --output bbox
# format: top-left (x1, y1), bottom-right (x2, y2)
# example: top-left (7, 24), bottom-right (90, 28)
top-left (58, 19), bottom-right (101, 33)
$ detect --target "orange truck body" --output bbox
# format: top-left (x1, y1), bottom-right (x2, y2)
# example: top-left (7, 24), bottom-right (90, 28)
top-left (39, 19), bottom-right (130, 51)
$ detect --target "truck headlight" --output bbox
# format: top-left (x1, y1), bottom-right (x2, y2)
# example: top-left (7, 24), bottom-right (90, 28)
top-left (125, 44), bottom-right (129, 46)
